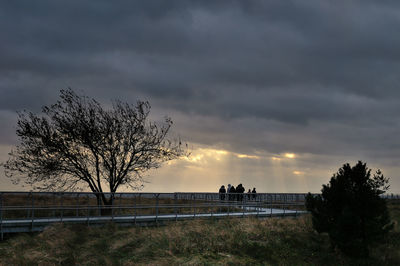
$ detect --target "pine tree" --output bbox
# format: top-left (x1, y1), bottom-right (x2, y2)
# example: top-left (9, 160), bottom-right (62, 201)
top-left (306, 161), bottom-right (393, 256)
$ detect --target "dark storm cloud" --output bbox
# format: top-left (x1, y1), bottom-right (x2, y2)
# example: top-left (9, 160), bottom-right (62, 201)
top-left (1, 0), bottom-right (400, 161)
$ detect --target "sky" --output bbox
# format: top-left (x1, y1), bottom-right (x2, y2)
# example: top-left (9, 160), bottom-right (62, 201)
top-left (1, 0), bottom-right (400, 193)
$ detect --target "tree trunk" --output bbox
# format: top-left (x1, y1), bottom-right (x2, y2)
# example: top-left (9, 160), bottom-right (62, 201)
top-left (95, 192), bottom-right (114, 216)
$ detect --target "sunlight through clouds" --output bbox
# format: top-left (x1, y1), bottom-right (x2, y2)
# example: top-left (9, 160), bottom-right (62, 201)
top-left (165, 147), bottom-right (310, 193)
top-left (236, 154), bottom-right (260, 159)
top-left (271, 156), bottom-right (281, 161)
top-left (183, 148), bottom-right (263, 164)
top-left (293, 171), bottom-right (305, 175)
top-left (184, 148), bottom-right (228, 163)
top-left (284, 153), bottom-right (296, 159)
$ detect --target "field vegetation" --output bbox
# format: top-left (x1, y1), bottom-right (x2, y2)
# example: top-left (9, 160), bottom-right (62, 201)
top-left (0, 199), bottom-right (399, 265)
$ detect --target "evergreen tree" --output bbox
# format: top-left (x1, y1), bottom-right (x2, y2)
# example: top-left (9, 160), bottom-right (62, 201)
top-left (306, 161), bottom-right (392, 256)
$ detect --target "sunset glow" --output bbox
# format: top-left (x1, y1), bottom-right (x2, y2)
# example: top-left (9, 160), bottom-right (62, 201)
top-left (184, 148), bottom-right (228, 163)
top-left (293, 171), bottom-right (304, 175)
top-left (236, 154), bottom-right (260, 159)
top-left (284, 153), bottom-right (296, 159)
top-left (271, 156), bottom-right (282, 161)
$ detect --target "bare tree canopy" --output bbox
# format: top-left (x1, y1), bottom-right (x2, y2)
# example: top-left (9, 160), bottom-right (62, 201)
top-left (3, 89), bottom-right (186, 205)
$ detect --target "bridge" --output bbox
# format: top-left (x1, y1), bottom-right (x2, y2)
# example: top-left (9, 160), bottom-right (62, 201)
top-left (0, 191), bottom-right (309, 239)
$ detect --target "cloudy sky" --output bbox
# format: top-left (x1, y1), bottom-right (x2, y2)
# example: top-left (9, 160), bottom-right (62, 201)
top-left (1, 0), bottom-right (400, 193)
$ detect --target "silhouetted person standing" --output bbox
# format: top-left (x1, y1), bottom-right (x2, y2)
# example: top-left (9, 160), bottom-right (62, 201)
top-left (237, 184), bottom-right (245, 201)
top-left (252, 188), bottom-right (257, 200)
top-left (219, 185), bottom-right (226, 200)
top-left (247, 189), bottom-right (251, 200)
top-left (229, 185), bottom-right (236, 201)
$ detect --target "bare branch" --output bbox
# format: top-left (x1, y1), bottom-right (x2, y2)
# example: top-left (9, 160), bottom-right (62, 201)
top-left (3, 88), bottom-right (188, 205)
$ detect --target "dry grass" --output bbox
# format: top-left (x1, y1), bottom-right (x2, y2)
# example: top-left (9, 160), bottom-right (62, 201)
top-left (1, 199), bottom-right (398, 265)
top-left (1, 210), bottom-right (399, 265)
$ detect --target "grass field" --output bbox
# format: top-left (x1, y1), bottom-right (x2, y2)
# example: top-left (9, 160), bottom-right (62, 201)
top-left (0, 200), bottom-right (399, 265)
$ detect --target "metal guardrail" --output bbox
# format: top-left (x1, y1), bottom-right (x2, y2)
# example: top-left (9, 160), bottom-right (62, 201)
top-left (1, 191), bottom-right (397, 239)
top-left (0, 192), bottom-right (310, 239)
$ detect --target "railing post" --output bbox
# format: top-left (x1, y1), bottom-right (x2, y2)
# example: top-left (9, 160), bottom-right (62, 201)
top-left (134, 194), bottom-right (137, 225)
top-left (60, 193), bottom-right (64, 223)
top-left (218, 192), bottom-right (221, 213)
top-left (31, 192), bottom-right (34, 232)
top-left (87, 194), bottom-right (90, 226)
top-left (52, 193), bottom-right (56, 218)
top-left (242, 200), bottom-right (245, 218)
top-left (110, 193), bottom-right (114, 221)
top-left (174, 193), bottom-right (178, 222)
top-left (119, 193), bottom-right (122, 217)
top-left (97, 193), bottom-right (100, 217)
top-left (210, 198), bottom-right (213, 219)
top-left (228, 195), bottom-right (230, 217)
top-left (76, 193), bottom-right (80, 217)
top-left (205, 193), bottom-right (208, 214)
top-left (155, 193), bottom-right (159, 224)
top-left (193, 193), bottom-right (196, 219)
top-left (0, 192), bottom-right (3, 241)
top-left (26, 193), bottom-right (30, 219)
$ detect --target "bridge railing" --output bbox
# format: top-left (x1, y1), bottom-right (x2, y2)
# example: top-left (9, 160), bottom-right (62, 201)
top-left (1, 191), bottom-right (398, 238)
top-left (1, 191), bottom-right (398, 221)
top-left (0, 191), bottom-right (307, 221)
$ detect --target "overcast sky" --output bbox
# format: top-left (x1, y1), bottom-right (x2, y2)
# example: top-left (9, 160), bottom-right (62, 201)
top-left (1, 0), bottom-right (400, 193)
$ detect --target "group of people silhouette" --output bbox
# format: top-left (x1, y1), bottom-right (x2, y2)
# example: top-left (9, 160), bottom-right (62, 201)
top-left (218, 184), bottom-right (257, 201)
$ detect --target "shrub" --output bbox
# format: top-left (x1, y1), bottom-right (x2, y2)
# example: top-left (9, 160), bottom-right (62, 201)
top-left (306, 161), bottom-right (393, 257)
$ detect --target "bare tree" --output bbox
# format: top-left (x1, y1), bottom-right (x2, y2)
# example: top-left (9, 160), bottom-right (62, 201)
top-left (3, 89), bottom-right (186, 206)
